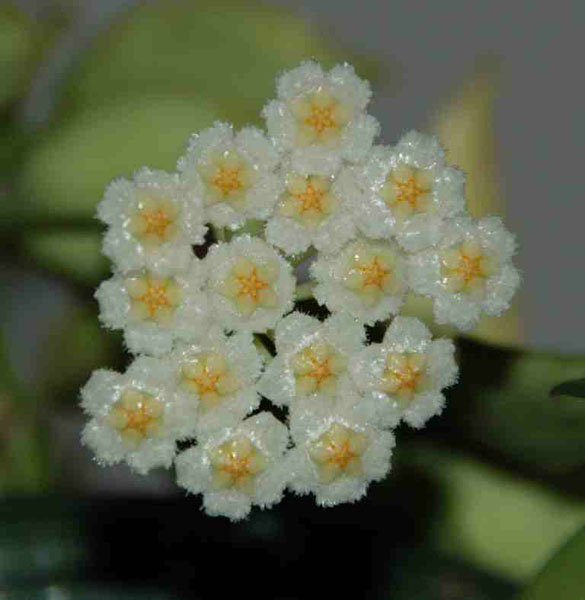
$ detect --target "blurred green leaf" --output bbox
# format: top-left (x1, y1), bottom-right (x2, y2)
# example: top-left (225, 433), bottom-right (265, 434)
top-left (445, 339), bottom-right (585, 476)
top-left (0, 337), bottom-right (50, 493)
top-left (518, 525), bottom-right (585, 600)
top-left (409, 442), bottom-right (585, 583)
top-left (60, 0), bottom-right (381, 125)
top-left (550, 378), bottom-right (585, 400)
top-left (23, 230), bottom-right (107, 284)
top-left (0, 3), bottom-right (44, 106)
top-left (38, 306), bottom-right (123, 401)
top-left (18, 93), bottom-right (220, 221)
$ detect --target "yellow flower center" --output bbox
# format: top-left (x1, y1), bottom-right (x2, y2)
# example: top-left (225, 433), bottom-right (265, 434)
top-left (342, 244), bottom-right (403, 307)
top-left (358, 257), bottom-right (391, 290)
top-left (308, 423), bottom-right (369, 484)
top-left (199, 150), bottom-right (254, 206)
top-left (125, 273), bottom-right (181, 325)
top-left (128, 195), bottom-right (179, 246)
top-left (209, 437), bottom-right (266, 493)
top-left (440, 241), bottom-right (497, 296)
top-left (381, 353), bottom-right (428, 402)
top-left (107, 389), bottom-right (163, 447)
top-left (236, 267), bottom-right (268, 301)
top-left (211, 166), bottom-right (245, 197)
top-left (280, 174), bottom-right (337, 229)
top-left (217, 257), bottom-right (279, 317)
top-left (181, 353), bottom-right (239, 411)
top-left (305, 104), bottom-right (336, 135)
top-left (380, 165), bottom-right (433, 221)
top-left (291, 88), bottom-right (351, 146)
top-left (292, 342), bottom-right (347, 396)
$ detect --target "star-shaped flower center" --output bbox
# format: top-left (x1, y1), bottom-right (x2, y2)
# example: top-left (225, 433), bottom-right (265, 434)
top-left (280, 174), bottom-right (337, 229)
top-left (107, 389), bottom-right (163, 447)
top-left (181, 352), bottom-right (239, 411)
top-left (209, 437), bottom-right (267, 494)
top-left (292, 341), bottom-right (347, 396)
top-left (217, 257), bottom-right (279, 317)
top-left (128, 195), bottom-right (179, 246)
top-left (381, 353), bottom-right (429, 404)
top-left (380, 165), bottom-right (433, 221)
top-left (199, 150), bottom-right (255, 206)
top-left (342, 245), bottom-right (403, 306)
top-left (125, 273), bottom-right (181, 326)
top-left (440, 240), bottom-right (497, 297)
top-left (291, 88), bottom-right (352, 146)
top-left (308, 423), bottom-right (369, 484)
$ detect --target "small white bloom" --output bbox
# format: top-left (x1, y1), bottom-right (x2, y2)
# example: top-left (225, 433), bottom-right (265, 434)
top-left (162, 327), bottom-right (263, 435)
top-left (97, 167), bottom-right (207, 277)
top-left (409, 216), bottom-right (520, 331)
top-left (263, 62), bottom-right (380, 175)
top-left (265, 166), bottom-right (357, 256)
top-left (80, 356), bottom-right (198, 474)
top-left (257, 312), bottom-right (365, 412)
top-left (349, 317), bottom-right (458, 428)
top-left (205, 236), bottom-right (295, 333)
top-left (175, 412), bottom-right (289, 521)
top-left (311, 238), bottom-right (407, 324)
top-left (347, 132), bottom-right (466, 252)
top-left (95, 258), bottom-right (208, 356)
top-left (286, 411), bottom-right (394, 507)
top-left (177, 122), bottom-right (282, 229)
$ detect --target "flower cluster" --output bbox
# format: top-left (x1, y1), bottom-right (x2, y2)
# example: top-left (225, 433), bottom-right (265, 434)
top-left (81, 62), bottom-right (520, 520)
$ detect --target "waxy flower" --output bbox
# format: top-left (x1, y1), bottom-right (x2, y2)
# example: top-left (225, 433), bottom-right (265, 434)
top-left (349, 317), bottom-right (458, 428)
top-left (265, 166), bottom-right (357, 256)
top-left (205, 236), bottom-right (295, 333)
top-left (258, 312), bottom-right (365, 413)
top-left (175, 412), bottom-right (289, 521)
top-left (347, 132), bottom-right (466, 252)
top-left (311, 238), bottom-right (407, 324)
top-left (263, 61), bottom-right (379, 175)
top-left (409, 216), bottom-right (520, 331)
top-left (95, 258), bottom-right (208, 356)
top-left (286, 410), bottom-right (394, 506)
top-left (178, 122), bottom-right (282, 229)
top-left (81, 356), bottom-right (198, 474)
top-left (97, 168), bottom-right (207, 276)
top-left (162, 328), bottom-right (263, 435)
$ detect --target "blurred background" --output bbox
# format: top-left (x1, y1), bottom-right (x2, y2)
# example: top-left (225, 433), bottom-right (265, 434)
top-left (0, 0), bottom-right (584, 598)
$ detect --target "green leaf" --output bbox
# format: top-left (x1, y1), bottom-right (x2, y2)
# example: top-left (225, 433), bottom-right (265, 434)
top-left (550, 378), bottom-right (585, 399)
top-left (18, 93), bottom-right (220, 221)
top-left (518, 525), bottom-right (585, 600)
top-left (60, 0), bottom-right (382, 125)
top-left (408, 442), bottom-right (585, 583)
top-left (23, 230), bottom-right (107, 285)
top-left (444, 339), bottom-right (585, 476)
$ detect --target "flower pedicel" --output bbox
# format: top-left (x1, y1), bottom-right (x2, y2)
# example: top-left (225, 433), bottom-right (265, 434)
top-left (82, 61), bottom-right (520, 520)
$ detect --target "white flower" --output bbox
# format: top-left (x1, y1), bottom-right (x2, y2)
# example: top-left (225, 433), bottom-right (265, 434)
top-left (175, 412), bottom-right (289, 521)
top-left (177, 122), bottom-right (282, 229)
top-left (345, 132), bottom-right (466, 253)
top-left (349, 317), bottom-right (458, 428)
top-left (265, 166), bottom-right (357, 256)
top-left (80, 356), bottom-right (198, 474)
top-left (162, 327), bottom-right (263, 435)
top-left (409, 216), bottom-right (520, 331)
top-left (263, 61), bottom-right (380, 175)
top-left (311, 238), bottom-right (407, 324)
top-left (95, 258), bottom-right (208, 356)
top-left (286, 411), bottom-right (394, 507)
top-left (205, 235), bottom-right (295, 333)
top-left (97, 167), bottom-right (207, 277)
top-left (257, 312), bottom-right (365, 412)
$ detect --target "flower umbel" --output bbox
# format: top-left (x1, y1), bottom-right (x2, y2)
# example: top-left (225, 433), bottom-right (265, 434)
top-left (82, 61), bottom-right (520, 520)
